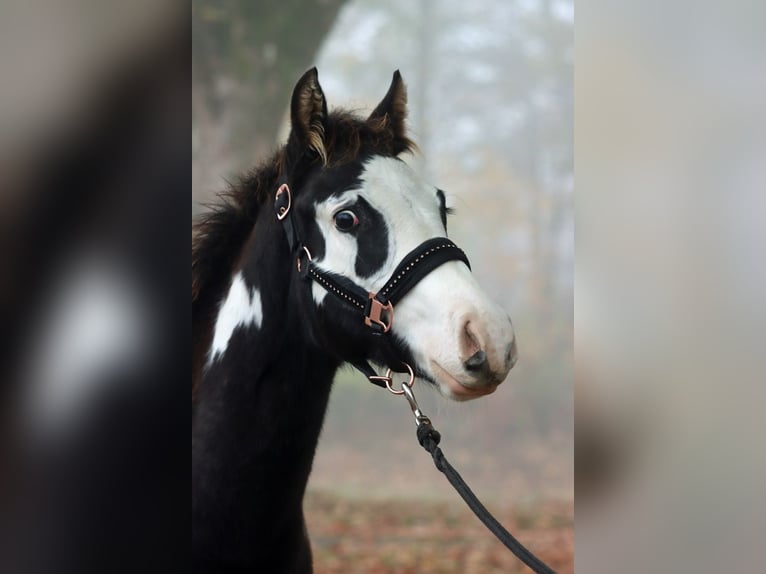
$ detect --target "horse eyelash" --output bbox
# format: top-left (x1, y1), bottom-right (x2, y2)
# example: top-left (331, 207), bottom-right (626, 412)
top-left (436, 189), bottom-right (452, 216)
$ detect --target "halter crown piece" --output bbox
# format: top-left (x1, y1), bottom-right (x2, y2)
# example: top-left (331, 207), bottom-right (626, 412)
top-left (273, 178), bottom-right (470, 383)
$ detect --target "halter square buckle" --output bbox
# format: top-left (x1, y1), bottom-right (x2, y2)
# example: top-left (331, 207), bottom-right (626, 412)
top-left (364, 293), bottom-right (394, 333)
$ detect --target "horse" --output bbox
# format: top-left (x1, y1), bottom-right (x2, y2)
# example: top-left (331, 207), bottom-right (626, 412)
top-left (192, 68), bottom-right (518, 573)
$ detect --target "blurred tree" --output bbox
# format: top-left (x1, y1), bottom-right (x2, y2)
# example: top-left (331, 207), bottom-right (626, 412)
top-left (307, 0), bottom-right (573, 434)
top-left (192, 0), bottom-right (348, 204)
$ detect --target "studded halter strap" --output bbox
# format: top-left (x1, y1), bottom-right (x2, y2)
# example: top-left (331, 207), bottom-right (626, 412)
top-left (302, 236), bottom-right (470, 333)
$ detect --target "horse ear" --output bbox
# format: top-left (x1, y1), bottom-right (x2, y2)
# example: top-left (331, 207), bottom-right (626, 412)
top-left (368, 70), bottom-right (409, 152)
top-left (288, 67), bottom-right (328, 164)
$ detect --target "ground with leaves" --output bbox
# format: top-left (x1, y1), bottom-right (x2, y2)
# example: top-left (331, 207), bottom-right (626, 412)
top-left (305, 373), bottom-right (572, 572)
top-left (305, 490), bottom-right (573, 573)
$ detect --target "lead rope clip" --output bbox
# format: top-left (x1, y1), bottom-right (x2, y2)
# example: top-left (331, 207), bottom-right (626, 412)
top-left (371, 363), bottom-right (432, 426)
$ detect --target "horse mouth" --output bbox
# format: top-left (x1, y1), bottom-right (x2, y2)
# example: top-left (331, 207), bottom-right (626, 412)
top-left (429, 360), bottom-right (499, 401)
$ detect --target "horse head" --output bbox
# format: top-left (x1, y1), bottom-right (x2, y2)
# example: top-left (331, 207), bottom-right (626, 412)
top-left (275, 68), bottom-right (517, 400)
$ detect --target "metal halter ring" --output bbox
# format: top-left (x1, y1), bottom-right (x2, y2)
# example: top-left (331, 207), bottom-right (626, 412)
top-left (296, 246), bottom-right (312, 272)
top-left (275, 183), bottom-right (291, 220)
top-left (383, 362), bottom-right (415, 395)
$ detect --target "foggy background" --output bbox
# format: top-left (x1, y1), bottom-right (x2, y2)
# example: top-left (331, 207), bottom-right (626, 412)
top-left (0, 0), bottom-right (763, 572)
top-left (193, 1), bottom-right (573, 571)
top-left (575, 1), bottom-right (766, 573)
top-left (0, 1), bottom-right (761, 573)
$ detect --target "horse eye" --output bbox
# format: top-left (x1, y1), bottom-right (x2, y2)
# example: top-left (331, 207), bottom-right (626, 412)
top-left (334, 210), bottom-right (359, 232)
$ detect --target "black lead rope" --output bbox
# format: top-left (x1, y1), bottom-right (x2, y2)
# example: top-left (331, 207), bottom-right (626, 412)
top-left (274, 180), bottom-right (555, 573)
top-left (366, 373), bottom-right (557, 574)
top-left (415, 419), bottom-right (556, 574)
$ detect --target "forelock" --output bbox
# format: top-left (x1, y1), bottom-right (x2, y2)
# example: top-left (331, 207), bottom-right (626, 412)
top-left (321, 110), bottom-right (416, 167)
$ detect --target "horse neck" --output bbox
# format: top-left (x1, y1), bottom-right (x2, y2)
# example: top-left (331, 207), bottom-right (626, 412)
top-left (192, 219), bottom-right (339, 567)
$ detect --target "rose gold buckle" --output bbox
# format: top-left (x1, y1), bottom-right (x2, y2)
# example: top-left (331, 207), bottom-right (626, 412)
top-left (383, 363), bottom-right (415, 395)
top-left (366, 363), bottom-right (414, 394)
top-left (364, 293), bottom-right (394, 333)
top-left (275, 183), bottom-right (291, 220)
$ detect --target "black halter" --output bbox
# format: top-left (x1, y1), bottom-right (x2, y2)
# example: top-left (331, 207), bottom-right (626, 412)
top-left (274, 181), bottom-right (471, 384)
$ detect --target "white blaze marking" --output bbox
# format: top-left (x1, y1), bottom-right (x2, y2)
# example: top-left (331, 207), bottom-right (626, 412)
top-left (311, 156), bottom-right (445, 304)
top-left (209, 272), bottom-right (263, 362)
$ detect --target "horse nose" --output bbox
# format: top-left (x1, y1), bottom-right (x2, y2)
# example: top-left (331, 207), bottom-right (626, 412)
top-left (460, 316), bottom-right (516, 382)
top-left (464, 350), bottom-right (488, 373)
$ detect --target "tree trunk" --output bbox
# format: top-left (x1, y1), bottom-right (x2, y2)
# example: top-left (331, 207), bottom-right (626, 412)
top-left (193, 0), bottom-right (348, 204)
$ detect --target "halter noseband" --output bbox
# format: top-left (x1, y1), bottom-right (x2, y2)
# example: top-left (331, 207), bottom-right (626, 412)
top-left (273, 180), bottom-right (470, 383)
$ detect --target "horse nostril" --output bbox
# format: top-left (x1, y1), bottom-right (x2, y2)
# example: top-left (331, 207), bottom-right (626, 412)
top-left (464, 350), bottom-right (488, 372)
